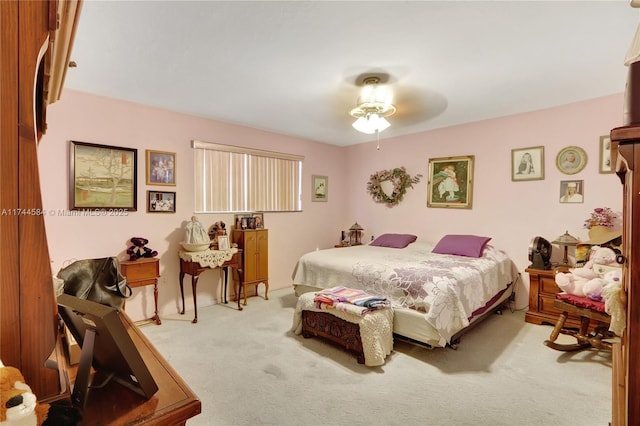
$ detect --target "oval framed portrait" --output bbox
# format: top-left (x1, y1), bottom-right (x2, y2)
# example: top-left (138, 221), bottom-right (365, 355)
top-left (556, 146), bottom-right (587, 175)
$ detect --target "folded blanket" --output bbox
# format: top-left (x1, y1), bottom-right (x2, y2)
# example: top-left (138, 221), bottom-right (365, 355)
top-left (314, 286), bottom-right (391, 316)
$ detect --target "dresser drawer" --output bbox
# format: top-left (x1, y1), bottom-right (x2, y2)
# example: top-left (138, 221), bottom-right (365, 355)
top-left (540, 275), bottom-right (560, 295)
top-left (120, 259), bottom-right (159, 282)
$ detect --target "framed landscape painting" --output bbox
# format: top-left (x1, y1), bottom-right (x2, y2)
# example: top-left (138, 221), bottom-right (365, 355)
top-left (427, 155), bottom-right (474, 209)
top-left (69, 141), bottom-right (137, 211)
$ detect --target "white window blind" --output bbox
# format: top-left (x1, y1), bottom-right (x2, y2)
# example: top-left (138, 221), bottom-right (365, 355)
top-left (193, 140), bottom-right (303, 212)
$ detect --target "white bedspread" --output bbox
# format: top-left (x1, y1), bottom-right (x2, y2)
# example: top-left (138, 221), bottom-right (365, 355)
top-left (291, 242), bottom-right (515, 346)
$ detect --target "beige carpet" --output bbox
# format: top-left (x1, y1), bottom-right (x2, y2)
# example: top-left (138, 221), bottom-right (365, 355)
top-left (141, 287), bottom-right (612, 426)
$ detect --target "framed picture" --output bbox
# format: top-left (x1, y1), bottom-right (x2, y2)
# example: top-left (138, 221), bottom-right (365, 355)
top-left (69, 141), bottom-right (137, 211)
top-left (146, 150), bottom-right (176, 186)
top-left (234, 214), bottom-right (246, 230)
top-left (511, 146), bottom-right (544, 181)
top-left (427, 155), bottom-right (474, 209)
top-left (559, 180), bottom-right (584, 203)
top-left (217, 235), bottom-right (230, 250)
top-left (599, 135), bottom-right (614, 174)
top-left (147, 190), bottom-right (176, 213)
top-left (312, 175), bottom-right (328, 202)
top-left (252, 213), bottom-right (264, 229)
top-left (556, 146), bottom-right (587, 175)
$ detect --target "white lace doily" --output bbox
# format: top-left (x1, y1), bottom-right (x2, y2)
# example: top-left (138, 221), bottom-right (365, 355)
top-left (179, 248), bottom-right (238, 268)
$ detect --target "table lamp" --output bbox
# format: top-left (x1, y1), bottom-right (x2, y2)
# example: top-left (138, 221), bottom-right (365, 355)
top-left (552, 230), bottom-right (580, 268)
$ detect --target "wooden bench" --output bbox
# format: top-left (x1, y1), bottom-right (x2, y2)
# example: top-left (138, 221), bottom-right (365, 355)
top-left (292, 292), bottom-right (394, 366)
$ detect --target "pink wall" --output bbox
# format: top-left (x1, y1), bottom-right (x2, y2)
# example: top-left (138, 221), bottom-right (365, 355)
top-left (40, 90), bottom-right (348, 321)
top-left (40, 90), bottom-right (624, 320)
top-left (344, 94), bottom-right (624, 306)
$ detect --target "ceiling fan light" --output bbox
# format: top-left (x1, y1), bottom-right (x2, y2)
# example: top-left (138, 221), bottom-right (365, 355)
top-left (375, 116), bottom-right (391, 132)
top-left (352, 117), bottom-right (376, 134)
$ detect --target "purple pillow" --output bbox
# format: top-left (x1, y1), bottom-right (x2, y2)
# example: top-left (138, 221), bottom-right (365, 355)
top-left (432, 234), bottom-right (492, 258)
top-left (370, 233), bottom-right (417, 249)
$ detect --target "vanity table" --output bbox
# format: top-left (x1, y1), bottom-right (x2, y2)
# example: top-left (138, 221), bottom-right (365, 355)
top-left (178, 248), bottom-right (243, 323)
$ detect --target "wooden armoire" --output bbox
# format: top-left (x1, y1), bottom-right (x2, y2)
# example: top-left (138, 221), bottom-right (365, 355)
top-left (610, 126), bottom-right (640, 426)
top-left (231, 229), bottom-right (269, 305)
top-left (0, 0), bottom-right (83, 401)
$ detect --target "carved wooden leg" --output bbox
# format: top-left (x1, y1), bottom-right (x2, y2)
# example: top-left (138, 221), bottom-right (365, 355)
top-left (179, 271), bottom-right (186, 315)
top-left (152, 280), bottom-right (161, 325)
top-left (191, 274), bottom-right (199, 323)
top-left (547, 311), bottom-right (568, 343)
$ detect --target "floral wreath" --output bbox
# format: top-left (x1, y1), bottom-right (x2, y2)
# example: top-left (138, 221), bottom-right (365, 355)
top-left (366, 167), bottom-right (422, 207)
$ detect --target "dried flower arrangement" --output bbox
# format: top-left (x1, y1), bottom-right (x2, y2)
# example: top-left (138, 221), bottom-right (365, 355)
top-left (583, 207), bottom-right (618, 229)
top-left (366, 167), bottom-right (422, 207)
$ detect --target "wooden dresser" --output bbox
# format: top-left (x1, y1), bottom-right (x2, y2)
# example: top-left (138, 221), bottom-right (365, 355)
top-left (525, 268), bottom-right (582, 329)
top-left (609, 126), bottom-right (640, 426)
top-left (232, 229), bottom-right (269, 304)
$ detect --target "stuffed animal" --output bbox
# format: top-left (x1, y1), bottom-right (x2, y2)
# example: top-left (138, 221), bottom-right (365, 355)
top-left (555, 246), bottom-right (618, 298)
top-left (126, 237), bottom-right (158, 261)
top-left (0, 361), bottom-right (48, 426)
top-left (0, 361), bottom-right (82, 426)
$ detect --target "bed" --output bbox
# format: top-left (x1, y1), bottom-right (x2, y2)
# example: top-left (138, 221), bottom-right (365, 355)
top-left (291, 234), bottom-right (518, 348)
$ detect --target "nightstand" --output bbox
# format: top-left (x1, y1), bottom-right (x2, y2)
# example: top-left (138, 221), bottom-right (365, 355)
top-left (120, 258), bottom-right (161, 325)
top-left (525, 268), bottom-right (582, 329)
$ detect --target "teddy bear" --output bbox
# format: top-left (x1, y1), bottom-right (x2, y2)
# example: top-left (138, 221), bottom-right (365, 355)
top-left (0, 361), bottom-right (83, 426)
top-left (555, 246), bottom-right (619, 299)
top-left (126, 237), bottom-right (158, 261)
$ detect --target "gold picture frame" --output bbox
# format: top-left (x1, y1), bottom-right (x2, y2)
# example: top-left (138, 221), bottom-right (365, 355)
top-left (511, 146), bottom-right (544, 181)
top-left (427, 155), bottom-right (474, 209)
top-left (556, 146), bottom-right (587, 175)
top-left (559, 180), bottom-right (584, 204)
top-left (599, 135), bottom-right (614, 174)
top-left (312, 175), bottom-right (328, 202)
top-left (146, 150), bottom-right (176, 186)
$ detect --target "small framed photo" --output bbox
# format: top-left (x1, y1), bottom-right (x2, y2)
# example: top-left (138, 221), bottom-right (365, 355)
top-left (511, 146), bottom-right (544, 181)
top-left (69, 141), bottom-right (137, 211)
top-left (217, 235), bottom-right (230, 250)
top-left (234, 214), bottom-right (249, 230)
top-left (599, 135), bottom-right (614, 174)
top-left (146, 150), bottom-right (176, 186)
top-left (559, 180), bottom-right (584, 203)
top-left (312, 175), bottom-right (328, 202)
top-left (147, 190), bottom-right (176, 213)
top-left (556, 146), bottom-right (587, 175)
top-left (427, 155), bottom-right (474, 209)
top-left (252, 213), bottom-right (264, 229)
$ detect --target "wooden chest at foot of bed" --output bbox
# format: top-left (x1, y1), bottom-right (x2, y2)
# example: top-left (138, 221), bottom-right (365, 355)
top-left (301, 310), bottom-right (365, 364)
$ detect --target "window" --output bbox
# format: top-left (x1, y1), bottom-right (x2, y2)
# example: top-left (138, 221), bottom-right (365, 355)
top-left (193, 140), bottom-right (303, 213)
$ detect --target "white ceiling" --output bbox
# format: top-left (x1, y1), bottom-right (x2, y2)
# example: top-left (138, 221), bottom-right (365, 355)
top-left (64, 1), bottom-right (640, 147)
